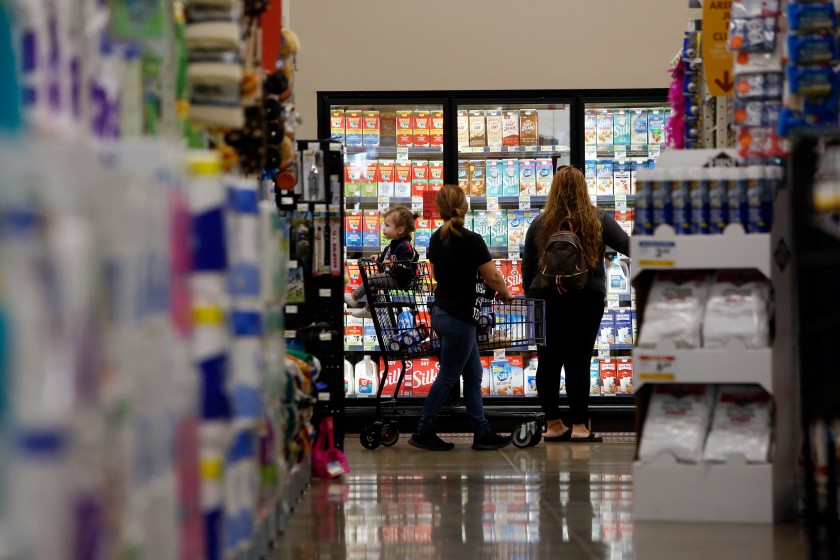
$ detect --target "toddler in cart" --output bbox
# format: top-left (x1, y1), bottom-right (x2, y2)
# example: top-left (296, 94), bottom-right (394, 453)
top-left (345, 206), bottom-right (419, 318)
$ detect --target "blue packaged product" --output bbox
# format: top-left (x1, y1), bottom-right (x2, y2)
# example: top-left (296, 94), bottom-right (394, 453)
top-left (747, 166), bottom-right (777, 233)
top-left (734, 72), bottom-right (784, 100)
top-left (633, 169), bottom-right (653, 235)
top-left (651, 170), bottom-right (673, 230)
top-left (670, 170), bottom-right (692, 234)
top-left (787, 33), bottom-right (837, 64)
top-left (614, 312), bottom-right (633, 345)
top-left (787, 65), bottom-right (834, 97)
top-left (598, 312), bottom-right (615, 345)
top-left (398, 310), bottom-right (415, 331)
top-left (689, 172), bottom-right (710, 234)
top-left (733, 99), bottom-right (782, 127)
top-left (729, 17), bottom-right (777, 52)
top-left (708, 169), bottom-right (729, 234)
top-left (727, 168), bottom-right (748, 229)
top-left (788, 3), bottom-right (837, 32)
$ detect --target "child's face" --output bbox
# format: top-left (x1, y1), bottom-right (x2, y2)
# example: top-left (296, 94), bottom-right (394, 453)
top-left (382, 215), bottom-right (404, 240)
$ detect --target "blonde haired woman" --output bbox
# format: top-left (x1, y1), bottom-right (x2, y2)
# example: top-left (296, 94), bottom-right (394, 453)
top-left (523, 166), bottom-right (630, 442)
top-left (410, 185), bottom-right (514, 451)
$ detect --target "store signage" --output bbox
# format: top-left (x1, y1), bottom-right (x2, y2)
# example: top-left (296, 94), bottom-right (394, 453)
top-left (702, 0), bottom-right (735, 96)
top-left (637, 354), bottom-right (677, 381)
top-left (637, 240), bottom-right (676, 268)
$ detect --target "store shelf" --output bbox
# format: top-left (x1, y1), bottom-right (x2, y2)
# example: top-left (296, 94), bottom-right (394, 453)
top-left (630, 224), bottom-right (772, 279)
top-left (586, 144), bottom-right (663, 159)
top-left (345, 146), bottom-right (443, 157)
top-left (346, 343), bottom-right (633, 353)
top-left (632, 342), bottom-right (773, 393)
top-left (346, 195), bottom-right (413, 207)
top-left (458, 145), bottom-right (569, 155)
top-left (633, 455), bottom-right (780, 523)
top-left (467, 195), bottom-right (548, 207)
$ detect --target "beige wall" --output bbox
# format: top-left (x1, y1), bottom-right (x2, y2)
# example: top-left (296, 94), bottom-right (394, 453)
top-left (291, 1), bottom-right (694, 139)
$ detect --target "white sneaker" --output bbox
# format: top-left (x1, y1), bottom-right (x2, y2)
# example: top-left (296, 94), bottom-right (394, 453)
top-left (344, 293), bottom-right (360, 308)
top-left (351, 308), bottom-right (372, 319)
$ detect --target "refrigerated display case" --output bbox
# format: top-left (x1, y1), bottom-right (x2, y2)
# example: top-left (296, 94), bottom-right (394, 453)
top-left (318, 90), bottom-right (668, 429)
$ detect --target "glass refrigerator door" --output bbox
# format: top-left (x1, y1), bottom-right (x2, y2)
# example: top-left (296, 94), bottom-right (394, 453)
top-left (331, 102), bottom-right (445, 363)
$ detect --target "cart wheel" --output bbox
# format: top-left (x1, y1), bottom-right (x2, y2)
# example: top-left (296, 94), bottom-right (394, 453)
top-left (360, 426), bottom-right (382, 450)
top-left (381, 423), bottom-right (399, 447)
top-left (512, 423), bottom-right (534, 448)
top-left (528, 430), bottom-right (542, 447)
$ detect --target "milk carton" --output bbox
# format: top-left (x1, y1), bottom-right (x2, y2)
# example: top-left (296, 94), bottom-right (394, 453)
top-left (614, 110), bottom-right (632, 145)
top-left (470, 161), bottom-right (486, 196)
top-left (355, 355), bottom-right (379, 397)
top-left (502, 159), bottom-right (520, 196)
top-left (519, 159), bottom-right (537, 195)
top-left (615, 209), bottom-right (634, 237)
top-left (489, 211), bottom-right (508, 247)
top-left (345, 314), bottom-right (363, 346)
top-left (412, 357), bottom-right (439, 397)
top-left (396, 110), bottom-right (413, 146)
top-left (648, 110), bottom-right (665, 145)
top-left (362, 163), bottom-right (378, 197)
top-left (363, 211), bottom-right (380, 247)
top-left (379, 358), bottom-right (411, 397)
top-left (430, 110), bottom-right (444, 147)
top-left (590, 359), bottom-right (601, 395)
top-left (345, 260), bottom-right (362, 296)
top-left (519, 110), bottom-right (539, 146)
top-left (486, 110), bottom-right (503, 147)
top-left (614, 162), bottom-right (631, 195)
top-left (414, 218), bottom-right (431, 248)
top-left (600, 359), bottom-right (617, 396)
top-left (345, 110), bottom-right (363, 146)
top-left (486, 160), bottom-right (503, 197)
top-left (585, 161), bottom-right (597, 197)
top-left (411, 160), bottom-right (429, 196)
top-left (631, 310), bottom-right (637, 343)
top-left (671, 172), bottom-right (692, 234)
top-left (598, 311), bottom-right (615, 345)
top-left (596, 161), bottom-right (614, 196)
top-left (507, 355), bottom-right (525, 395)
top-left (469, 110), bottom-right (486, 147)
top-left (473, 210), bottom-right (491, 245)
top-left (630, 109), bottom-right (648, 145)
top-left (457, 110), bottom-right (469, 147)
top-left (363, 319), bottom-right (377, 349)
top-left (429, 161), bottom-right (444, 192)
top-left (614, 312), bottom-right (633, 345)
top-left (617, 358), bottom-right (633, 394)
top-left (492, 360), bottom-right (512, 395)
top-left (465, 211), bottom-right (473, 231)
top-left (536, 159), bottom-right (553, 194)
top-left (480, 356), bottom-right (493, 395)
top-left (502, 110), bottom-right (521, 146)
top-left (380, 112), bottom-right (397, 147)
top-left (330, 109), bottom-right (346, 144)
top-left (522, 210), bottom-right (540, 240)
top-left (507, 210), bottom-right (525, 247)
top-left (584, 111), bottom-right (597, 146)
top-left (345, 211), bottom-right (363, 248)
top-left (597, 111), bottom-right (614, 146)
top-left (630, 161), bottom-right (644, 194)
top-left (395, 163), bottom-right (412, 197)
top-left (377, 161), bottom-right (395, 197)
top-left (345, 164), bottom-right (362, 197)
top-left (363, 110), bottom-right (380, 147)
top-left (524, 356), bottom-right (539, 396)
top-left (508, 260), bottom-right (524, 296)
top-left (413, 111), bottom-right (431, 147)
top-left (458, 160), bottom-right (470, 194)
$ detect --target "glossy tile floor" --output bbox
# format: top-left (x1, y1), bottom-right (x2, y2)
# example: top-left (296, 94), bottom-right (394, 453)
top-left (276, 435), bottom-right (809, 559)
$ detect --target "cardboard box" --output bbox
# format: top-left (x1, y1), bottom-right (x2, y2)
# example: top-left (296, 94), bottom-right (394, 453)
top-left (345, 314), bottom-right (363, 346)
top-left (486, 110), bottom-right (503, 147)
top-left (614, 312), bottom-right (633, 345)
top-left (414, 217), bottom-right (431, 248)
top-left (507, 355), bottom-right (525, 395)
top-left (363, 110), bottom-right (380, 147)
top-left (330, 109), bottom-right (346, 144)
top-left (473, 210), bottom-right (490, 245)
top-left (413, 111), bottom-right (431, 147)
top-left (379, 358), bottom-right (412, 396)
top-left (411, 160), bottom-right (430, 196)
top-left (648, 110), bottom-right (665, 145)
top-left (614, 162), bottom-right (632, 196)
top-left (430, 110), bottom-right (444, 147)
top-left (396, 110), bottom-right (413, 146)
top-left (363, 211), bottom-right (380, 247)
top-left (585, 161), bottom-right (597, 197)
top-left (345, 110), bottom-right (363, 146)
top-left (508, 260), bottom-right (524, 296)
top-left (590, 358), bottom-right (601, 395)
top-left (598, 311), bottom-right (615, 345)
top-left (377, 161), bottom-right (395, 197)
top-left (502, 110), bottom-right (520, 146)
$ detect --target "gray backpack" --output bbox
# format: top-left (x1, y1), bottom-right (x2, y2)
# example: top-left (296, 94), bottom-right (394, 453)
top-left (539, 222), bottom-right (590, 293)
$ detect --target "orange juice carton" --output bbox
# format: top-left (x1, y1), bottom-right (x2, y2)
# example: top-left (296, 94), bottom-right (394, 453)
top-left (345, 110), bottom-right (363, 146)
top-left (519, 110), bottom-right (539, 146)
top-left (480, 356), bottom-right (493, 395)
top-left (429, 161), bottom-right (444, 191)
top-left (457, 160), bottom-right (470, 193)
top-left (345, 314), bottom-right (363, 346)
top-left (506, 355), bottom-right (525, 395)
top-left (585, 161), bottom-right (597, 196)
top-left (345, 260), bottom-right (362, 295)
top-left (486, 110), bottom-right (503, 147)
top-left (363, 211), bottom-right (380, 247)
top-left (600, 358), bottom-right (617, 396)
top-left (469, 110), bottom-right (486, 147)
top-left (507, 210), bottom-right (525, 247)
top-left (502, 159), bottom-right (520, 196)
top-left (486, 160), bottom-right (503, 196)
top-left (412, 357), bottom-right (439, 396)
top-left (489, 210), bottom-right (508, 247)
top-left (457, 110), bottom-right (469, 147)
top-left (473, 210), bottom-right (491, 245)
top-left (617, 358), bottom-right (633, 394)
top-left (345, 211), bottom-right (363, 248)
top-left (394, 163), bottom-right (412, 197)
top-left (430, 110), bottom-right (444, 146)
top-left (491, 359), bottom-right (512, 395)
top-left (630, 109), bottom-right (648, 145)
top-left (596, 160), bottom-right (614, 195)
top-left (596, 110), bottom-right (614, 146)
top-left (469, 161), bottom-right (486, 196)
top-left (519, 159), bottom-right (537, 195)
top-left (590, 358), bottom-right (601, 395)
top-left (396, 110), bottom-right (413, 146)
top-left (330, 109), bottom-right (346, 144)
top-left (361, 162), bottom-right (379, 197)
top-left (536, 159), bottom-right (553, 195)
top-left (614, 162), bottom-right (631, 195)
top-left (380, 112), bottom-right (397, 147)
top-left (502, 110), bottom-right (520, 146)
top-left (613, 110), bottom-right (631, 146)
top-left (584, 110), bottom-right (597, 146)
top-left (377, 161), bottom-right (395, 197)
top-left (508, 260), bottom-right (524, 296)
top-left (414, 217), bottom-right (432, 248)
top-left (413, 110), bottom-right (431, 146)
top-left (345, 164), bottom-right (362, 197)
top-left (648, 110), bottom-right (665, 145)
top-left (411, 160), bottom-right (429, 195)
top-left (363, 110), bottom-right (380, 147)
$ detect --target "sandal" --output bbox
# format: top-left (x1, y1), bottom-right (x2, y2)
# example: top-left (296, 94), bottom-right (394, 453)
top-left (568, 431), bottom-right (603, 443)
top-left (544, 428), bottom-right (572, 442)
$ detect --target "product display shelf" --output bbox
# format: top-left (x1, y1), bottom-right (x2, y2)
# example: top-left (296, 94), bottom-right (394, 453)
top-left (458, 145), bottom-right (570, 155)
top-left (345, 146), bottom-right (443, 157)
top-left (587, 144), bottom-right (662, 159)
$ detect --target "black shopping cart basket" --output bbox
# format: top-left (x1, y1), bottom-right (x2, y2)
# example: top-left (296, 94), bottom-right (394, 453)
top-left (355, 259), bottom-right (547, 449)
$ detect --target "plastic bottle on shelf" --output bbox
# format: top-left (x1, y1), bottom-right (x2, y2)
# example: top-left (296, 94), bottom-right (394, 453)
top-left (344, 359), bottom-right (355, 397)
top-left (355, 355), bottom-right (379, 397)
top-left (524, 356), bottom-right (538, 396)
top-left (606, 256), bottom-right (631, 295)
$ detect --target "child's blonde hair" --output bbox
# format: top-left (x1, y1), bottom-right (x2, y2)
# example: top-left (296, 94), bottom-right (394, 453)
top-left (383, 206), bottom-right (418, 234)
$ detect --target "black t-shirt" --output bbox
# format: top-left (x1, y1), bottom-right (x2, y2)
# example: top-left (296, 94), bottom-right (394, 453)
top-left (428, 227), bottom-right (492, 325)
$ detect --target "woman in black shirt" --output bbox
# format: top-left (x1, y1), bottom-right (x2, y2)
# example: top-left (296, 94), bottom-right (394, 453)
top-left (523, 167), bottom-right (630, 442)
top-left (409, 185), bottom-right (514, 451)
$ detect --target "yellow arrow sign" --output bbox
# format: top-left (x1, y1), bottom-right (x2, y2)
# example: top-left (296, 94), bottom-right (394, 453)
top-left (703, 0), bottom-right (735, 96)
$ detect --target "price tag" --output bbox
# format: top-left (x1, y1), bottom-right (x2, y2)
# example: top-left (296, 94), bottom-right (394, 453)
top-left (519, 195), bottom-right (531, 209)
top-left (494, 349), bottom-right (506, 360)
top-left (540, 146), bottom-right (553, 152)
top-left (281, 196), bottom-right (294, 205)
top-left (615, 145), bottom-right (627, 160)
top-left (318, 392), bottom-right (331, 401)
top-left (417, 246), bottom-right (427, 260)
top-left (284, 330), bottom-right (296, 339)
top-left (329, 143), bottom-right (342, 152)
top-left (487, 197), bottom-right (500, 211)
top-left (329, 204), bottom-right (340, 214)
top-left (319, 332), bottom-right (332, 341)
top-left (637, 354), bottom-right (677, 381)
top-left (396, 148), bottom-right (410, 163)
top-left (378, 196), bottom-right (390, 212)
top-left (585, 149), bottom-right (597, 161)
top-left (308, 142), bottom-right (321, 150)
top-left (314, 204), bottom-right (327, 213)
top-left (319, 288), bottom-right (332, 297)
top-left (606, 295), bottom-right (620, 310)
top-left (411, 196), bottom-right (423, 212)
top-left (525, 146), bottom-right (538, 152)
top-left (615, 195), bottom-right (628, 211)
top-left (650, 144), bottom-right (662, 159)
top-left (598, 348), bottom-right (611, 358)
top-left (630, 144), bottom-right (644, 153)
top-left (286, 305), bottom-right (299, 314)
top-left (508, 249), bottom-right (521, 259)
top-left (297, 203), bottom-right (309, 212)
top-left (637, 240), bottom-right (676, 268)
top-left (287, 260), bottom-right (298, 269)
top-left (596, 342), bottom-right (611, 352)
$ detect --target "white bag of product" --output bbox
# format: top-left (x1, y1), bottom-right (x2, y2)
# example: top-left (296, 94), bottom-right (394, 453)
top-left (703, 385), bottom-right (773, 463)
top-left (638, 271), bottom-right (711, 349)
top-left (702, 271), bottom-right (771, 349)
top-left (638, 384), bottom-right (715, 463)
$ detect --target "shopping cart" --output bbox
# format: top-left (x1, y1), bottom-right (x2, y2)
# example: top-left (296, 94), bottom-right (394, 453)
top-left (354, 259), bottom-right (547, 450)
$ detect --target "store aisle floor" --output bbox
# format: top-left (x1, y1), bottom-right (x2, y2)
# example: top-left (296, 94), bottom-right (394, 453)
top-left (275, 435), bottom-right (808, 559)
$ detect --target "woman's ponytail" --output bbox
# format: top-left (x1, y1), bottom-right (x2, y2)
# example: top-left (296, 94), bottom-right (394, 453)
top-left (436, 185), bottom-right (468, 242)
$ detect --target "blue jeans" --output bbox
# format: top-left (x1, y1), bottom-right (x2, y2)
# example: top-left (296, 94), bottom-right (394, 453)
top-left (417, 306), bottom-right (492, 435)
